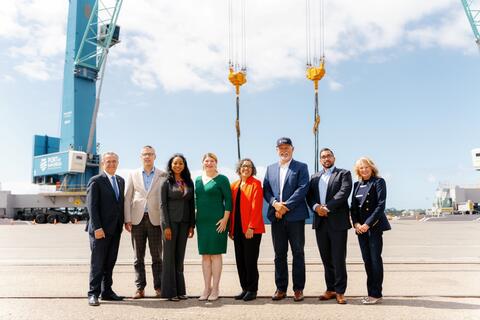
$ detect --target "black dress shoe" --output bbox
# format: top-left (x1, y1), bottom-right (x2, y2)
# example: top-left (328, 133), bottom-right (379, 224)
top-left (234, 291), bottom-right (247, 300)
top-left (88, 296), bottom-right (100, 306)
top-left (243, 291), bottom-right (257, 301)
top-left (101, 293), bottom-right (125, 301)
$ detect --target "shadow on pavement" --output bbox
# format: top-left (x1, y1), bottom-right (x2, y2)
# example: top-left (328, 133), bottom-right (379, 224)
top-left (104, 297), bottom-right (480, 310)
top-left (381, 298), bottom-right (480, 310)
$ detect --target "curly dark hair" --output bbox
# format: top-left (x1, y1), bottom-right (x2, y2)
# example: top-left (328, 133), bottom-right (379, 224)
top-left (235, 158), bottom-right (257, 176)
top-left (166, 153), bottom-right (193, 187)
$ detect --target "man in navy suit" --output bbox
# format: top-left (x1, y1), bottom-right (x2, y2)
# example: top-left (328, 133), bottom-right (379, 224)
top-left (86, 152), bottom-right (125, 306)
top-left (263, 137), bottom-right (310, 302)
top-left (306, 148), bottom-right (352, 304)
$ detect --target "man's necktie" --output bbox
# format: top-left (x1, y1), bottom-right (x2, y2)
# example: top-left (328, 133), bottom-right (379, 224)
top-left (111, 176), bottom-right (119, 200)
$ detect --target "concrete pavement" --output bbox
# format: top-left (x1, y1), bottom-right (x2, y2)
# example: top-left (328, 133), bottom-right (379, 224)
top-left (0, 218), bottom-right (479, 319)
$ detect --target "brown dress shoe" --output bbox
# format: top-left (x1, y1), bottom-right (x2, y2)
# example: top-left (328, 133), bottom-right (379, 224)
top-left (271, 290), bottom-right (287, 301)
top-left (293, 290), bottom-right (304, 302)
top-left (132, 289), bottom-right (145, 299)
top-left (336, 293), bottom-right (347, 304)
top-left (319, 291), bottom-right (336, 300)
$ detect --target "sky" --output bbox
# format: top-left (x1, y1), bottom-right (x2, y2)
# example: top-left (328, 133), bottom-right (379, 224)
top-left (0, 0), bottom-right (479, 209)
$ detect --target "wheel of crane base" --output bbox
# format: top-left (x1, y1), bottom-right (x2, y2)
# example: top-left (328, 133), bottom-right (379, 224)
top-left (59, 214), bottom-right (70, 224)
top-left (23, 213), bottom-right (34, 221)
top-left (47, 214), bottom-right (57, 224)
top-left (15, 211), bottom-right (24, 221)
top-left (35, 213), bottom-right (47, 224)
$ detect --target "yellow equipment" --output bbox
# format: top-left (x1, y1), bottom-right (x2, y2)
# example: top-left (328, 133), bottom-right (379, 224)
top-left (228, 67), bottom-right (247, 95)
top-left (306, 0), bottom-right (326, 173)
top-left (306, 61), bottom-right (326, 90)
top-left (228, 0), bottom-right (247, 160)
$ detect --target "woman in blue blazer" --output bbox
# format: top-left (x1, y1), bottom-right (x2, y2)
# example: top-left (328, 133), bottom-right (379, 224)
top-left (350, 157), bottom-right (391, 305)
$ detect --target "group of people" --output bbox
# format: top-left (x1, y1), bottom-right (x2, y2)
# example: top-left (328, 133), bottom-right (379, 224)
top-left (85, 138), bottom-right (391, 307)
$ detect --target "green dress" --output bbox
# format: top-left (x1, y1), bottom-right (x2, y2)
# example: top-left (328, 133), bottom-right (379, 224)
top-left (195, 174), bottom-right (232, 254)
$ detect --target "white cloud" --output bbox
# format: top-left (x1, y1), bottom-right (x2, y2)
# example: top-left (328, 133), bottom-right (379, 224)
top-left (406, 10), bottom-right (476, 52)
top-left (14, 61), bottom-right (51, 80)
top-left (0, 74), bottom-right (15, 83)
top-left (0, 0), bottom-right (474, 90)
top-left (328, 79), bottom-right (343, 91)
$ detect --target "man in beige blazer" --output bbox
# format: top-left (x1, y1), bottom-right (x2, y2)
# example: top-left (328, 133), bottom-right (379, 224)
top-left (124, 145), bottom-right (166, 299)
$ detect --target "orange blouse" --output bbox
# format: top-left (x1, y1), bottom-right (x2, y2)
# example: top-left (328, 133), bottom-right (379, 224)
top-left (229, 176), bottom-right (265, 234)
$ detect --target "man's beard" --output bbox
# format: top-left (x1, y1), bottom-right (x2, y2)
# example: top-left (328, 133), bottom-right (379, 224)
top-left (322, 162), bottom-right (333, 169)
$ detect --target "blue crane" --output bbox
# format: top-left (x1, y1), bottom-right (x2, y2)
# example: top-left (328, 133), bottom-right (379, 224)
top-left (461, 0), bottom-right (480, 50)
top-left (31, 0), bottom-right (123, 191)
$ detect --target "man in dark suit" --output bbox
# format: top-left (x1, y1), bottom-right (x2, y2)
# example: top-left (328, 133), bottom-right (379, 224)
top-left (306, 148), bottom-right (352, 304)
top-left (86, 152), bottom-right (125, 306)
top-left (263, 137), bottom-right (310, 302)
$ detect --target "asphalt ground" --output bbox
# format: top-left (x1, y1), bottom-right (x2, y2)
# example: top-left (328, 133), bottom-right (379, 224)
top-left (0, 218), bottom-right (479, 319)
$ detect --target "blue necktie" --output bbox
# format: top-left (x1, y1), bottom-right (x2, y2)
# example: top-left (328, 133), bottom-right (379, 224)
top-left (111, 176), bottom-right (119, 200)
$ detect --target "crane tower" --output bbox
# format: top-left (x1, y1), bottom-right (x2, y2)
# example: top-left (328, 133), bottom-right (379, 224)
top-left (31, 0), bottom-right (122, 191)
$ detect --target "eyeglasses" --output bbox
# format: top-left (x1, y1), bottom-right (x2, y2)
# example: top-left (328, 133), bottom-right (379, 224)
top-left (320, 154), bottom-right (333, 159)
top-left (241, 164), bottom-right (253, 168)
top-left (142, 153), bottom-right (155, 157)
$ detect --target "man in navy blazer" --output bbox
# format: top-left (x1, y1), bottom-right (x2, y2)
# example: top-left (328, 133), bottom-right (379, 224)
top-left (86, 152), bottom-right (125, 306)
top-left (306, 148), bottom-right (352, 304)
top-left (263, 137), bottom-right (310, 302)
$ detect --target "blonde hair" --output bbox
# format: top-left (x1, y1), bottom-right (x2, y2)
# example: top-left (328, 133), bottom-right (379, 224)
top-left (202, 152), bottom-right (218, 171)
top-left (354, 156), bottom-right (379, 181)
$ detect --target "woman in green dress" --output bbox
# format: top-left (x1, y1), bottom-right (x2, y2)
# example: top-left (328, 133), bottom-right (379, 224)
top-left (195, 152), bottom-right (232, 301)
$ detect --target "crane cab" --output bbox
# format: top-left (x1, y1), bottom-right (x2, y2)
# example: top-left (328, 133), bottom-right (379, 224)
top-left (472, 148), bottom-right (480, 170)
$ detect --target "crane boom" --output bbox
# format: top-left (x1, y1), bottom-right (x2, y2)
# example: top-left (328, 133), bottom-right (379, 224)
top-left (461, 0), bottom-right (480, 50)
top-left (75, 0), bottom-right (123, 72)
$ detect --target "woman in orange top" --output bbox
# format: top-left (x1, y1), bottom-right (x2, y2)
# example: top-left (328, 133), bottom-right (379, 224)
top-left (229, 158), bottom-right (265, 301)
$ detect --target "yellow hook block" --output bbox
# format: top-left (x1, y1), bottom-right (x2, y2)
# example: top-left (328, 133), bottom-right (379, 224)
top-left (229, 68), bottom-right (247, 95)
top-left (306, 62), bottom-right (326, 90)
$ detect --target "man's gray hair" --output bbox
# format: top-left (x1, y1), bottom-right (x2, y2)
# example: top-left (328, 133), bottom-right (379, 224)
top-left (101, 151), bottom-right (119, 160)
top-left (141, 145), bottom-right (156, 154)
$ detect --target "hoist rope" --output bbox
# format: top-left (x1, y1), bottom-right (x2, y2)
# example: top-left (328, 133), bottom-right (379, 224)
top-left (306, 0), bottom-right (325, 173)
top-left (228, 0), bottom-right (247, 160)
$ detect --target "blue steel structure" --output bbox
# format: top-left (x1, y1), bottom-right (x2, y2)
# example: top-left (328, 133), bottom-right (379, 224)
top-left (462, 0), bottom-right (480, 49)
top-left (32, 0), bottom-right (122, 191)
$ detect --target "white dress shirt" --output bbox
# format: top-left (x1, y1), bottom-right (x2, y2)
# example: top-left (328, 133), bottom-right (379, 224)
top-left (279, 159), bottom-right (292, 202)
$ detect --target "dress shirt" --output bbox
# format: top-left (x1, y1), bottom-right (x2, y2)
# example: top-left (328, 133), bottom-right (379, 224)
top-left (279, 159), bottom-right (292, 202)
top-left (142, 167), bottom-right (156, 211)
top-left (105, 172), bottom-right (119, 193)
top-left (102, 171), bottom-right (119, 231)
top-left (313, 166), bottom-right (335, 211)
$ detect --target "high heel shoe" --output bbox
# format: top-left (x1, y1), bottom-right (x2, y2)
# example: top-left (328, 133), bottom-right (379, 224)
top-left (207, 289), bottom-right (219, 301)
top-left (198, 288), bottom-right (211, 301)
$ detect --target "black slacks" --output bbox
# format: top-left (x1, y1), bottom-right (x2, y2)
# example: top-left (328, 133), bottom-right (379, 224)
top-left (315, 222), bottom-right (348, 294)
top-left (161, 222), bottom-right (190, 298)
top-left (234, 233), bottom-right (262, 292)
top-left (88, 230), bottom-right (121, 298)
